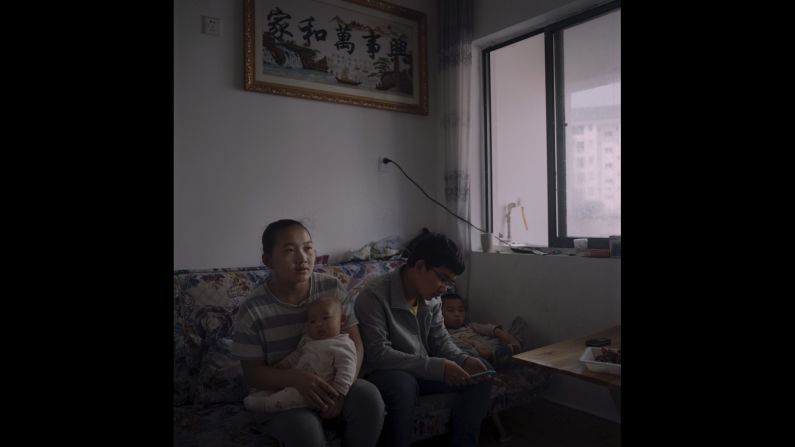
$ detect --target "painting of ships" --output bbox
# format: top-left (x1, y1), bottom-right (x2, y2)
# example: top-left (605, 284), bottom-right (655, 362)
top-left (370, 54), bottom-right (413, 94)
top-left (335, 67), bottom-right (362, 86)
top-left (376, 70), bottom-right (412, 93)
top-left (263, 32), bottom-right (329, 72)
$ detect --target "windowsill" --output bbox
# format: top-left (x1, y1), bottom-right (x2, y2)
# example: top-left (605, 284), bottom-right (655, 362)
top-left (473, 247), bottom-right (621, 259)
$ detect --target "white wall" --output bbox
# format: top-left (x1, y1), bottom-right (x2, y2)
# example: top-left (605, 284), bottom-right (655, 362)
top-left (174, 0), bottom-right (439, 269)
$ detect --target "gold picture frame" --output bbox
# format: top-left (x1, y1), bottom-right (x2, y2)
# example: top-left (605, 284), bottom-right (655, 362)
top-left (244, 0), bottom-right (428, 115)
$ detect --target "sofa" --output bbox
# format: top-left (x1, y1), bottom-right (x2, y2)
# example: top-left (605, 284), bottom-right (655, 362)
top-left (174, 259), bottom-right (550, 446)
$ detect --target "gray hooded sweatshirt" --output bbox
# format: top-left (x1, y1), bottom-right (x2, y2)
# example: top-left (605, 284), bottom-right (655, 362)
top-left (354, 268), bottom-right (470, 381)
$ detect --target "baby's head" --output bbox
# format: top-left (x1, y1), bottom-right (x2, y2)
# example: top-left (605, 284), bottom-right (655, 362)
top-left (306, 295), bottom-right (346, 340)
top-left (441, 293), bottom-right (467, 329)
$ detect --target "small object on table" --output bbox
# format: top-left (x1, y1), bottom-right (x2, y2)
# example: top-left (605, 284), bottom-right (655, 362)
top-left (585, 337), bottom-right (611, 347)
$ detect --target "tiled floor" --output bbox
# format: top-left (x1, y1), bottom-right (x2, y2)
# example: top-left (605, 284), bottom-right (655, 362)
top-left (413, 399), bottom-right (621, 447)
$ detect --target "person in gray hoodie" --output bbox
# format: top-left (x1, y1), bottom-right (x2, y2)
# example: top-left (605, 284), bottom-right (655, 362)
top-left (355, 229), bottom-right (493, 447)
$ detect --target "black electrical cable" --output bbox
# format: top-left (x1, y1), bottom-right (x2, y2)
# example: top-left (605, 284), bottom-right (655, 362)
top-left (383, 158), bottom-right (509, 245)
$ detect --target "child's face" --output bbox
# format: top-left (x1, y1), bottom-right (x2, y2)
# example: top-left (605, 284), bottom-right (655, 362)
top-left (263, 225), bottom-right (316, 284)
top-left (307, 299), bottom-right (344, 340)
top-left (442, 298), bottom-right (466, 329)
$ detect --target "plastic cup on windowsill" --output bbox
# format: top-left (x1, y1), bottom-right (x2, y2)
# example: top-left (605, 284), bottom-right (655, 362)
top-left (480, 233), bottom-right (494, 253)
top-left (573, 238), bottom-right (588, 256)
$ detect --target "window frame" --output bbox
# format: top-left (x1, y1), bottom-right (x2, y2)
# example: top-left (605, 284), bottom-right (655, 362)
top-left (482, 0), bottom-right (621, 249)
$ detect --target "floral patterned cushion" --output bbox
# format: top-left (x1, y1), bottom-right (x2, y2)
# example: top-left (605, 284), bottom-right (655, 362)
top-left (174, 267), bottom-right (270, 406)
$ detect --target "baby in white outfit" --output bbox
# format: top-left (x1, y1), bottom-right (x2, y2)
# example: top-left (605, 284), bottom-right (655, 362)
top-left (243, 295), bottom-right (357, 412)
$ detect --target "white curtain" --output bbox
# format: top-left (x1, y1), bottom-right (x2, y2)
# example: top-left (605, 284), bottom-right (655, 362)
top-left (438, 0), bottom-right (473, 256)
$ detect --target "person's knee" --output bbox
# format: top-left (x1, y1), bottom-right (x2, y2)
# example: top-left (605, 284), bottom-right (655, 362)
top-left (346, 379), bottom-right (386, 417)
top-left (267, 409), bottom-right (325, 447)
top-left (391, 375), bottom-right (419, 401)
top-left (367, 371), bottom-right (418, 414)
top-left (377, 371), bottom-right (418, 397)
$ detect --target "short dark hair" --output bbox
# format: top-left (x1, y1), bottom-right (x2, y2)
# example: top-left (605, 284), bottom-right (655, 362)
top-left (441, 292), bottom-right (466, 307)
top-left (261, 219), bottom-right (310, 255)
top-left (404, 229), bottom-right (465, 275)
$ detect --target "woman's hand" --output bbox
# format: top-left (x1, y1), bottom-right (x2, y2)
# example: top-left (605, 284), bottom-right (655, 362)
top-left (319, 394), bottom-right (345, 419)
top-left (292, 369), bottom-right (339, 411)
top-left (442, 359), bottom-right (472, 386)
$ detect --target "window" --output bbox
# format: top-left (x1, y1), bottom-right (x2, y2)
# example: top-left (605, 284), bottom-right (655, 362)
top-left (484, 1), bottom-right (620, 248)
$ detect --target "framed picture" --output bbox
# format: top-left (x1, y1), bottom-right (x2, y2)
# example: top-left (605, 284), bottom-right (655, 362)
top-left (244, 0), bottom-right (428, 115)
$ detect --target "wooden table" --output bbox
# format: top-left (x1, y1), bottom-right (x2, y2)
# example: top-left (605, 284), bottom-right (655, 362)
top-left (513, 326), bottom-right (621, 411)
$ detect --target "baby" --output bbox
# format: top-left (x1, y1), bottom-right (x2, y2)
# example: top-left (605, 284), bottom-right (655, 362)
top-left (243, 295), bottom-right (357, 412)
top-left (441, 292), bottom-right (527, 368)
